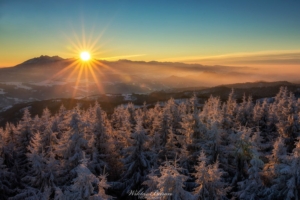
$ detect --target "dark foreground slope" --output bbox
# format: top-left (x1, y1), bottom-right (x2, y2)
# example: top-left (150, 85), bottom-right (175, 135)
top-left (1, 81), bottom-right (299, 127)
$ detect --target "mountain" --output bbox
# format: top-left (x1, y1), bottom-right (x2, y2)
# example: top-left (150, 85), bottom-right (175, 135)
top-left (1, 55), bottom-right (299, 111)
top-left (16, 55), bottom-right (64, 66)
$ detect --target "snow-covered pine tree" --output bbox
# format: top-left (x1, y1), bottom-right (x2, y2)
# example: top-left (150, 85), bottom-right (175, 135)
top-left (235, 149), bottom-right (265, 199)
top-left (147, 103), bottom-right (162, 156)
top-left (55, 104), bottom-right (69, 138)
top-left (253, 98), bottom-right (270, 134)
top-left (285, 137), bottom-right (300, 200)
top-left (275, 89), bottom-right (299, 145)
top-left (200, 95), bottom-right (223, 128)
top-left (18, 131), bottom-right (57, 199)
top-left (263, 136), bottom-right (290, 199)
top-left (159, 101), bottom-right (174, 147)
top-left (1, 123), bottom-right (17, 170)
top-left (90, 173), bottom-right (113, 200)
top-left (236, 94), bottom-right (254, 127)
top-left (39, 108), bottom-right (52, 132)
top-left (118, 116), bottom-right (151, 196)
top-left (201, 122), bottom-right (223, 163)
top-left (13, 108), bottom-right (35, 190)
top-left (193, 151), bottom-right (229, 200)
top-left (113, 105), bottom-right (133, 149)
top-left (40, 124), bottom-right (58, 158)
top-left (144, 159), bottom-right (193, 200)
top-left (0, 128), bottom-right (16, 199)
top-left (142, 168), bottom-right (159, 194)
top-left (64, 158), bottom-right (99, 200)
top-left (222, 89), bottom-right (238, 131)
top-left (179, 113), bottom-right (195, 149)
top-left (55, 110), bottom-right (88, 187)
top-left (270, 87), bottom-right (299, 146)
top-left (229, 126), bottom-right (253, 186)
top-left (162, 126), bottom-right (180, 161)
top-left (86, 103), bottom-right (109, 175)
top-left (266, 136), bottom-right (300, 200)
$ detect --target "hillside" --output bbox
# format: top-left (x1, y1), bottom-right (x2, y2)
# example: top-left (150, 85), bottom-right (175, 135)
top-left (0, 86), bottom-right (299, 199)
top-left (1, 81), bottom-right (300, 127)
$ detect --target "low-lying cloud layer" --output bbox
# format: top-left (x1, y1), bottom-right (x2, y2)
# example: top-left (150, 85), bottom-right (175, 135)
top-left (0, 55), bottom-right (299, 90)
top-left (165, 50), bottom-right (300, 66)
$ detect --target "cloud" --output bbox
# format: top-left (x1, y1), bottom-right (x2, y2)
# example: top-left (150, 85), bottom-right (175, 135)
top-left (100, 54), bottom-right (146, 61)
top-left (163, 50), bottom-right (300, 66)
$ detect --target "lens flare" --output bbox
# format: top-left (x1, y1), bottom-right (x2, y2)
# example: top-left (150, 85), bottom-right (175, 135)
top-left (80, 51), bottom-right (91, 61)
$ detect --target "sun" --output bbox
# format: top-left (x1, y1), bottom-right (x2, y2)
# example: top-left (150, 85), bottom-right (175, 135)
top-left (80, 51), bottom-right (91, 61)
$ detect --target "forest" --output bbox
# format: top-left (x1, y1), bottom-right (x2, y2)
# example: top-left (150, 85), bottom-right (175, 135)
top-left (0, 87), bottom-right (300, 200)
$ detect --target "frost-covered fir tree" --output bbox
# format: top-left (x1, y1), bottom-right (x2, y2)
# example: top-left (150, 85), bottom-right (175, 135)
top-left (118, 116), bottom-right (151, 196)
top-left (15, 108), bottom-right (34, 174)
top-left (144, 160), bottom-right (193, 200)
top-left (64, 159), bottom-right (98, 200)
top-left (142, 168), bottom-right (159, 194)
top-left (160, 101), bottom-right (174, 147)
top-left (147, 103), bottom-right (162, 156)
top-left (236, 94), bottom-right (254, 126)
top-left (90, 173), bottom-right (113, 200)
top-left (263, 136), bottom-right (290, 200)
top-left (193, 151), bottom-right (229, 200)
top-left (0, 128), bottom-right (16, 199)
top-left (164, 126), bottom-right (180, 160)
top-left (1, 123), bottom-right (18, 171)
top-left (271, 87), bottom-right (299, 145)
top-left (229, 127), bottom-right (253, 186)
top-left (253, 98), bottom-right (270, 133)
top-left (111, 105), bottom-right (132, 149)
top-left (265, 136), bottom-right (300, 200)
top-left (55, 110), bottom-right (88, 187)
top-left (285, 137), bottom-right (300, 200)
top-left (222, 89), bottom-right (238, 130)
top-left (201, 122), bottom-right (223, 163)
top-left (86, 103), bottom-right (110, 175)
top-left (16, 131), bottom-right (57, 200)
top-left (200, 95), bottom-right (223, 128)
top-left (180, 113), bottom-right (195, 148)
top-left (235, 150), bottom-right (265, 200)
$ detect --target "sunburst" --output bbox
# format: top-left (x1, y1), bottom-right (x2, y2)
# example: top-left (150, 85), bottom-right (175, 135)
top-left (45, 24), bottom-right (146, 99)
top-left (47, 26), bottom-right (120, 98)
top-left (80, 51), bottom-right (91, 61)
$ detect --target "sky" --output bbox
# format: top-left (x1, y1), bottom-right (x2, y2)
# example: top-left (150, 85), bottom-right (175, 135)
top-left (0, 0), bottom-right (300, 67)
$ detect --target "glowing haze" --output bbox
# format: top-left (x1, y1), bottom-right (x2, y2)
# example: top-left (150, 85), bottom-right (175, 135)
top-left (0, 0), bottom-right (299, 78)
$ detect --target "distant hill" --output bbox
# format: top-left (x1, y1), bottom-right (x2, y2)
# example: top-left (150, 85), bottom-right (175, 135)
top-left (17, 55), bottom-right (64, 66)
top-left (1, 80), bottom-right (300, 127)
top-left (222, 81), bottom-right (293, 89)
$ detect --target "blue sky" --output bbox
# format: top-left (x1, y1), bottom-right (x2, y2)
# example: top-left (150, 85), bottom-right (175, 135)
top-left (1, 0), bottom-right (300, 67)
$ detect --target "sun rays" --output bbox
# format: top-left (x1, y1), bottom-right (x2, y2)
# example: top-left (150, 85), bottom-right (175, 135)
top-left (41, 20), bottom-right (148, 99)
top-left (80, 51), bottom-right (91, 61)
top-left (46, 26), bottom-right (121, 98)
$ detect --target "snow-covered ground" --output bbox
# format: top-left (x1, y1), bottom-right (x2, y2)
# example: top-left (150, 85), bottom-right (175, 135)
top-left (0, 88), bottom-right (6, 94)
top-left (0, 105), bottom-right (12, 112)
top-left (73, 86), bottom-right (89, 93)
top-left (30, 80), bottom-right (67, 87)
top-left (7, 97), bottom-right (24, 103)
top-left (19, 106), bottom-right (32, 112)
top-left (122, 94), bottom-right (135, 101)
top-left (174, 98), bottom-right (188, 104)
top-left (4, 82), bottom-right (32, 90)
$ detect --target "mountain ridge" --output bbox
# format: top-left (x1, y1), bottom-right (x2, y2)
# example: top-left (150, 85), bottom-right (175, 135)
top-left (16, 55), bottom-right (64, 67)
